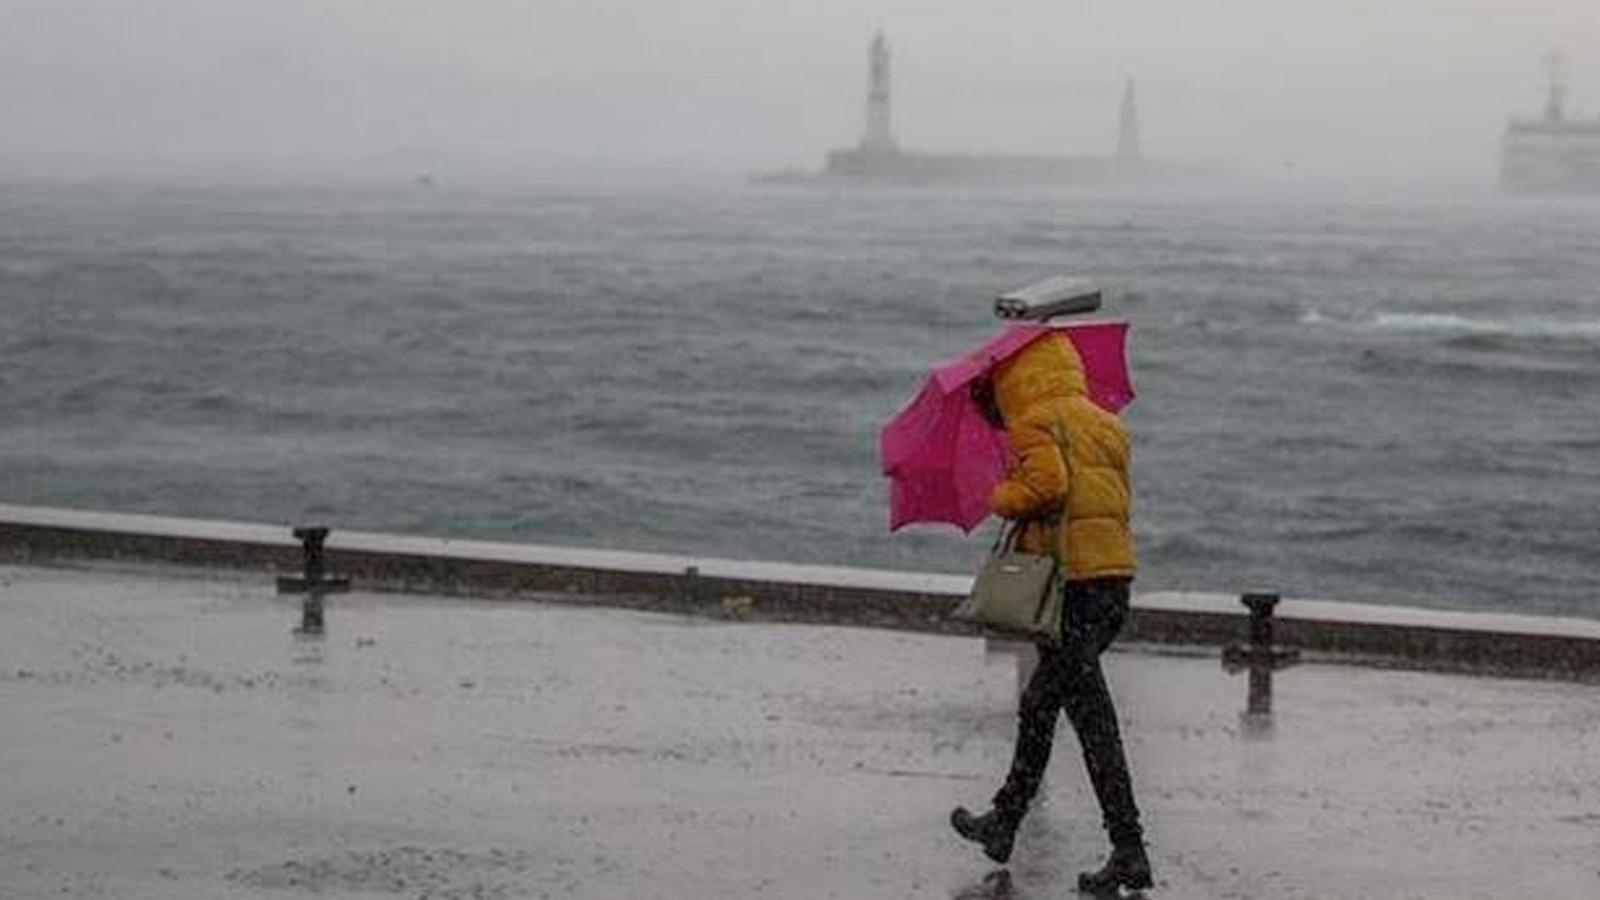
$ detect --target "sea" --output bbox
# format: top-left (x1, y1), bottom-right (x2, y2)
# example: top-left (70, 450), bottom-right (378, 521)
top-left (2, 177), bottom-right (1597, 618)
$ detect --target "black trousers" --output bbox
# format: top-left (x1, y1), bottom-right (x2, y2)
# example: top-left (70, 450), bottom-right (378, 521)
top-left (992, 577), bottom-right (1143, 848)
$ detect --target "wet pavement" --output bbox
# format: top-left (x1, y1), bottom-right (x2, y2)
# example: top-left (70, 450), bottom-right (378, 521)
top-left (2, 562), bottom-right (1598, 899)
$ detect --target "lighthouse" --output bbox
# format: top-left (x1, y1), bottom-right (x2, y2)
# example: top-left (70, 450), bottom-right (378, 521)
top-left (813, 34), bottom-right (1192, 184)
top-left (1117, 77), bottom-right (1142, 163)
top-left (860, 32), bottom-right (897, 155)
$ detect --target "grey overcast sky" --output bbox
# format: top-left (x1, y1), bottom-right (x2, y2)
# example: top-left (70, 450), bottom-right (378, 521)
top-left (4, 0), bottom-right (1598, 182)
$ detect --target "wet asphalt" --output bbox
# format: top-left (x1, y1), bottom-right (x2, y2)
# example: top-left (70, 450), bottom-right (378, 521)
top-left (2, 563), bottom-right (1598, 899)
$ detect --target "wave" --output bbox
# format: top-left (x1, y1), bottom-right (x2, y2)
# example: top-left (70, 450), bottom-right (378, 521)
top-left (1368, 312), bottom-right (1600, 341)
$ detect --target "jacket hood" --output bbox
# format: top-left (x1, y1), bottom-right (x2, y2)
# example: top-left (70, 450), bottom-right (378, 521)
top-left (992, 333), bottom-right (1087, 421)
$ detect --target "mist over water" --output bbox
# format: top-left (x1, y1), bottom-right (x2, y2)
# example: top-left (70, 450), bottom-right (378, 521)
top-left (4, 1), bottom-right (1599, 185)
top-left (2, 179), bottom-right (1597, 617)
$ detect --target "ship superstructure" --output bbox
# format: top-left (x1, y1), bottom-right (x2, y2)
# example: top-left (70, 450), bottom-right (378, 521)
top-left (1500, 53), bottom-right (1600, 194)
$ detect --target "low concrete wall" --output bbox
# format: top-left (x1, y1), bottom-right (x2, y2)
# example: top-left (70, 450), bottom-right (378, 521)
top-left (3, 503), bottom-right (1598, 681)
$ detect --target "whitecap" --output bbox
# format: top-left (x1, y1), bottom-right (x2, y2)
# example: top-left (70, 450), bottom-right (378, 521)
top-left (1370, 312), bottom-right (1600, 340)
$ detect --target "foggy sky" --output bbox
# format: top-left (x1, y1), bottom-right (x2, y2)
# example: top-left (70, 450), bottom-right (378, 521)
top-left (5, 0), bottom-right (1599, 184)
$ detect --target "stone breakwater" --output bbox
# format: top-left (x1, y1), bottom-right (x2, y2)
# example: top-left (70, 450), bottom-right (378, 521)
top-left (4, 503), bottom-right (1599, 681)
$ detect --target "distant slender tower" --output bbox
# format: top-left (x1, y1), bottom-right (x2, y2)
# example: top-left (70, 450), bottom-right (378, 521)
top-left (1117, 77), bottom-right (1142, 163)
top-left (861, 31), bottom-right (897, 154)
top-left (1543, 50), bottom-right (1569, 123)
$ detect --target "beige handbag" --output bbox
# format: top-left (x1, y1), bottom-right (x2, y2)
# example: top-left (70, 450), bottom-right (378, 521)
top-left (951, 518), bottom-right (1064, 643)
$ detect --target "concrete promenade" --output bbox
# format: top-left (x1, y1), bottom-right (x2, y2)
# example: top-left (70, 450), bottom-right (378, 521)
top-left (3, 562), bottom-right (1598, 899)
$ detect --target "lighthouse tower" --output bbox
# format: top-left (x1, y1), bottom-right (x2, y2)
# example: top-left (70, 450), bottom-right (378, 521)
top-left (860, 32), bottom-right (897, 154)
top-left (1542, 50), bottom-right (1569, 123)
top-left (1117, 77), bottom-right (1142, 163)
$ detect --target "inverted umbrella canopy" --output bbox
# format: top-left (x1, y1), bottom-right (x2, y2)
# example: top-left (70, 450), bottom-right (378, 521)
top-left (879, 321), bottom-right (1133, 532)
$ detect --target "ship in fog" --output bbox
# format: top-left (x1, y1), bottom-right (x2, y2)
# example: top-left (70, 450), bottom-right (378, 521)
top-left (1500, 53), bottom-right (1600, 194)
top-left (761, 33), bottom-right (1203, 186)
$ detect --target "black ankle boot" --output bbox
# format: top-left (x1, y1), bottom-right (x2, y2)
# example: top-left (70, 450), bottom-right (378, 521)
top-left (950, 806), bottom-right (1022, 864)
top-left (1077, 842), bottom-right (1152, 894)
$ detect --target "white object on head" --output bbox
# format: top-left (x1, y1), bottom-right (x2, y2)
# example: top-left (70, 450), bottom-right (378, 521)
top-left (994, 275), bottom-right (1102, 321)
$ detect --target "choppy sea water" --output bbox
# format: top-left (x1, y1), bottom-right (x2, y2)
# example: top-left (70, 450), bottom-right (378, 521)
top-left (2, 179), bottom-right (1597, 617)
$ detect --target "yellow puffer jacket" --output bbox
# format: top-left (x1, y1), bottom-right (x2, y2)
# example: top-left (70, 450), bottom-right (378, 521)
top-left (989, 333), bottom-right (1136, 581)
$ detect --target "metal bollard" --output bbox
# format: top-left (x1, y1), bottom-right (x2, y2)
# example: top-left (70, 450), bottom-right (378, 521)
top-left (1222, 592), bottom-right (1300, 724)
top-left (277, 525), bottom-right (351, 635)
top-left (1244, 592), bottom-right (1278, 648)
top-left (683, 565), bottom-right (701, 605)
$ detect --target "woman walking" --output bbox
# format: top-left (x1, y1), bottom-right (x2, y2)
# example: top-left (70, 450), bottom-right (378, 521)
top-left (951, 332), bottom-right (1151, 894)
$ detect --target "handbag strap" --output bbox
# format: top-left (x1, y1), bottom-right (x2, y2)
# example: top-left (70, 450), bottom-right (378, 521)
top-left (992, 508), bottom-right (1063, 557)
top-left (990, 519), bottom-right (1017, 556)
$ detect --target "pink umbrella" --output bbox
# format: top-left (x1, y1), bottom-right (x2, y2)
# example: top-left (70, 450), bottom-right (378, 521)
top-left (879, 321), bottom-right (1133, 532)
